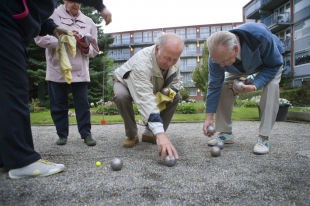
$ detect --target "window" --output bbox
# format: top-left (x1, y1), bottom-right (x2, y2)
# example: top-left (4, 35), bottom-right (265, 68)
top-left (153, 31), bottom-right (161, 41)
top-left (188, 88), bottom-right (197, 96)
top-left (283, 54), bottom-right (291, 74)
top-left (181, 73), bottom-right (193, 86)
top-left (294, 0), bottom-right (310, 13)
top-left (179, 59), bottom-right (186, 72)
top-left (122, 48), bottom-right (130, 59)
top-left (143, 32), bottom-right (152, 42)
top-left (295, 48), bottom-right (310, 66)
top-left (133, 32), bottom-right (142, 43)
top-left (122, 33), bottom-right (130, 44)
top-left (222, 25), bottom-right (232, 31)
top-left (186, 58), bottom-right (196, 68)
top-left (165, 29), bottom-right (174, 33)
top-left (113, 34), bottom-right (121, 45)
top-left (134, 47), bottom-right (143, 54)
top-left (200, 27), bottom-right (210, 38)
top-left (107, 50), bottom-right (114, 58)
top-left (211, 26), bottom-right (220, 35)
top-left (179, 59), bottom-right (196, 72)
top-left (185, 44), bottom-right (196, 55)
top-left (114, 49), bottom-right (122, 59)
top-left (187, 28), bottom-right (196, 39)
top-left (176, 29), bottom-right (185, 39)
top-left (294, 18), bottom-right (310, 39)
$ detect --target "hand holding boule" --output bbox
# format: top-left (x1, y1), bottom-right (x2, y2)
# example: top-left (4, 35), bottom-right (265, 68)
top-left (160, 88), bottom-right (170, 96)
top-left (207, 125), bottom-right (216, 135)
top-left (233, 80), bottom-right (244, 91)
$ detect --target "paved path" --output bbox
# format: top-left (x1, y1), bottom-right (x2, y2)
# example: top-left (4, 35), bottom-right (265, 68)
top-left (0, 121), bottom-right (309, 205)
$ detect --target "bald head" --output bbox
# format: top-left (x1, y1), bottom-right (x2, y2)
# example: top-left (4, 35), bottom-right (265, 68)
top-left (155, 33), bottom-right (184, 70)
top-left (155, 33), bottom-right (184, 50)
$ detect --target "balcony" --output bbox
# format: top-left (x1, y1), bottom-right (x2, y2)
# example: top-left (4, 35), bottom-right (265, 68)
top-left (261, 12), bottom-right (290, 33)
top-left (245, 0), bottom-right (289, 20)
top-left (281, 38), bottom-right (290, 54)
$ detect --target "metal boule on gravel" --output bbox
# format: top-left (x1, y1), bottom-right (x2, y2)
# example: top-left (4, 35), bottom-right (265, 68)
top-left (111, 158), bottom-right (123, 171)
top-left (164, 155), bottom-right (177, 167)
top-left (215, 141), bottom-right (224, 149)
top-left (207, 125), bottom-right (216, 135)
top-left (211, 146), bottom-right (221, 157)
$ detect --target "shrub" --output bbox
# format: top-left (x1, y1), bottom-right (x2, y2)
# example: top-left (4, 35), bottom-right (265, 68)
top-left (29, 98), bottom-right (46, 113)
top-left (91, 100), bottom-right (140, 115)
top-left (94, 101), bottom-right (119, 115)
top-left (196, 104), bottom-right (205, 113)
top-left (175, 101), bottom-right (196, 114)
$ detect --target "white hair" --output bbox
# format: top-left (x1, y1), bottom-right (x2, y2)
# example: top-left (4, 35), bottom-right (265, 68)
top-left (207, 31), bottom-right (237, 53)
top-left (154, 33), bottom-right (184, 52)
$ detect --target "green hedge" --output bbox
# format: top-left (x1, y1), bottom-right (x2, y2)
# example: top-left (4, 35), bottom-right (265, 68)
top-left (280, 87), bottom-right (310, 107)
top-left (238, 87), bottom-right (310, 107)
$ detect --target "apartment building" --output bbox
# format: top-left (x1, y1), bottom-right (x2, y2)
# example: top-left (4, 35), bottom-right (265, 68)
top-left (243, 0), bottom-right (310, 87)
top-left (107, 22), bottom-right (243, 102)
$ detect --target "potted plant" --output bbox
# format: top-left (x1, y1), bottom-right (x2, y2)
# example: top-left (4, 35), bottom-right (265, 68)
top-left (251, 95), bottom-right (293, 121)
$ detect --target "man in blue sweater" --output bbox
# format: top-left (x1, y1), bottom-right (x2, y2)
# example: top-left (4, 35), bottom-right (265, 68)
top-left (0, 0), bottom-right (111, 179)
top-left (203, 23), bottom-right (284, 155)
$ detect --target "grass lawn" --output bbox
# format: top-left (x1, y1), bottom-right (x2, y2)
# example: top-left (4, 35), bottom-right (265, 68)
top-left (30, 107), bottom-right (265, 125)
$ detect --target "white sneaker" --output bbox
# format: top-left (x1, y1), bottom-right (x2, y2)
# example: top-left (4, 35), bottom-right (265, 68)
top-left (208, 132), bottom-right (235, 146)
top-left (253, 136), bottom-right (269, 155)
top-left (9, 159), bottom-right (65, 179)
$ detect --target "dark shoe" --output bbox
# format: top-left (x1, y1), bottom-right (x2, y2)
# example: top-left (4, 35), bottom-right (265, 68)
top-left (123, 135), bottom-right (139, 148)
top-left (56, 137), bottom-right (67, 145)
top-left (84, 135), bottom-right (96, 146)
top-left (142, 134), bottom-right (156, 144)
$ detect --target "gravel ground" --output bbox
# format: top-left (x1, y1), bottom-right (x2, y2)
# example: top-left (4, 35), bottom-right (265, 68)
top-left (0, 121), bottom-right (309, 206)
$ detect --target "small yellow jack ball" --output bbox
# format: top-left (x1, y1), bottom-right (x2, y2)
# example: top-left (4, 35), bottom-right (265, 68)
top-left (96, 161), bottom-right (101, 167)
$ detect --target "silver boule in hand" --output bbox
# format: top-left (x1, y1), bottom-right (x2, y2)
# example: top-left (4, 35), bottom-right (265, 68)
top-left (160, 87), bottom-right (170, 96)
top-left (207, 125), bottom-right (216, 135)
top-left (233, 80), bottom-right (244, 91)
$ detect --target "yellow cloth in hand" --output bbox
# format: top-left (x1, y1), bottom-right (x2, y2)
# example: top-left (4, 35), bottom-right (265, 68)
top-left (56, 34), bottom-right (76, 84)
top-left (155, 88), bottom-right (176, 111)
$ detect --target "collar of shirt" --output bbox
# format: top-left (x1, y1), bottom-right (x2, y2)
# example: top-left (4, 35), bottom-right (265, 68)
top-left (62, 5), bottom-right (79, 20)
top-left (235, 35), bottom-right (241, 61)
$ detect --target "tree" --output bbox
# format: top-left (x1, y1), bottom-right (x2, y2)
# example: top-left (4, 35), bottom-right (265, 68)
top-left (26, 5), bottom-right (114, 108)
top-left (191, 41), bottom-right (210, 100)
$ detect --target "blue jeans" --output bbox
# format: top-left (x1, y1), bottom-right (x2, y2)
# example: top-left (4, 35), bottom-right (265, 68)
top-left (47, 81), bottom-right (91, 139)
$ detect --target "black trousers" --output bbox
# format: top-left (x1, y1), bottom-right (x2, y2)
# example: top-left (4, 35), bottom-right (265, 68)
top-left (47, 81), bottom-right (91, 139)
top-left (0, 19), bottom-right (41, 169)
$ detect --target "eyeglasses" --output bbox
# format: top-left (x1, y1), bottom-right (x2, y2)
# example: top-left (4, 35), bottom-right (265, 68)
top-left (211, 47), bottom-right (237, 65)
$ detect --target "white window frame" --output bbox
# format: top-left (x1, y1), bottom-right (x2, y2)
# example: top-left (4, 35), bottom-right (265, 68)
top-left (122, 33), bottom-right (130, 44)
top-left (186, 28), bottom-right (196, 39)
top-left (133, 32), bottom-right (142, 43)
top-left (143, 32), bottom-right (152, 42)
top-left (176, 29), bottom-right (185, 39)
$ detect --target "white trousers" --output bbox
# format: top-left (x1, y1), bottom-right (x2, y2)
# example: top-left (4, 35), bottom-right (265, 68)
top-left (215, 67), bottom-right (282, 137)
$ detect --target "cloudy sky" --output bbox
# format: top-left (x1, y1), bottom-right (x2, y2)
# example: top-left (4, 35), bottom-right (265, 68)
top-left (101, 0), bottom-right (250, 33)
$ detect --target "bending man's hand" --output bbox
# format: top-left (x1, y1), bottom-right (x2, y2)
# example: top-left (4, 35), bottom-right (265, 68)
top-left (156, 133), bottom-right (178, 162)
top-left (233, 84), bottom-right (256, 94)
top-left (53, 27), bottom-right (70, 39)
top-left (203, 113), bottom-right (215, 137)
top-left (100, 8), bottom-right (112, 25)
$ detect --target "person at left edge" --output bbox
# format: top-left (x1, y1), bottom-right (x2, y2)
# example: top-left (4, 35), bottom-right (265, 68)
top-left (34, 0), bottom-right (100, 146)
top-left (0, 0), bottom-right (111, 179)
